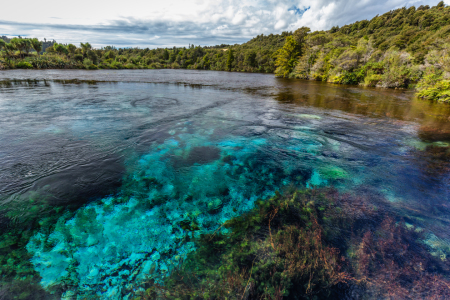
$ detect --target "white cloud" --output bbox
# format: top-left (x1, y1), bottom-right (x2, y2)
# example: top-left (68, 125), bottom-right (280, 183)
top-left (0, 0), bottom-right (444, 48)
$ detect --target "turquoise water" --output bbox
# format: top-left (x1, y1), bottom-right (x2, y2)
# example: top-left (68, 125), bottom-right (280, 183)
top-left (0, 70), bottom-right (449, 299)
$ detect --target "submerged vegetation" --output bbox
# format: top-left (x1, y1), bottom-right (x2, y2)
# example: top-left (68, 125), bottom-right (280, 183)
top-left (0, 77), bottom-right (449, 298)
top-left (135, 188), bottom-right (450, 300)
top-left (1, 2), bottom-right (450, 101)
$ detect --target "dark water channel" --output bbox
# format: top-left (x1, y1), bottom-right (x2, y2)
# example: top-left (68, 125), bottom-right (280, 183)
top-left (0, 70), bottom-right (449, 299)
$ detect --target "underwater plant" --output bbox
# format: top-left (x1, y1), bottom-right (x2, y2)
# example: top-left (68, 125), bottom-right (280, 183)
top-left (136, 189), bottom-right (355, 300)
top-left (134, 188), bottom-right (450, 300)
top-left (350, 217), bottom-right (450, 299)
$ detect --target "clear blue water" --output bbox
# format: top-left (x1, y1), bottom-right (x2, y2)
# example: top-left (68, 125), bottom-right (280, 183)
top-left (0, 70), bottom-right (449, 299)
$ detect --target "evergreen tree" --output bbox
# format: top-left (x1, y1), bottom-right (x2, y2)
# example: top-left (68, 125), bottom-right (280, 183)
top-left (163, 49), bottom-right (169, 60)
top-left (274, 36), bottom-right (300, 77)
top-left (226, 49), bottom-right (234, 71)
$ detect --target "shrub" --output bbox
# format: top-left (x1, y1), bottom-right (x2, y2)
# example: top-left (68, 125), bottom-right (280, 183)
top-left (82, 58), bottom-right (97, 70)
top-left (363, 73), bottom-right (383, 87)
top-left (110, 61), bottom-right (123, 69)
top-left (124, 63), bottom-right (137, 69)
top-left (148, 62), bottom-right (162, 69)
top-left (73, 54), bottom-right (83, 62)
top-left (15, 61), bottom-right (33, 69)
top-left (378, 50), bottom-right (421, 88)
top-left (417, 79), bottom-right (450, 102)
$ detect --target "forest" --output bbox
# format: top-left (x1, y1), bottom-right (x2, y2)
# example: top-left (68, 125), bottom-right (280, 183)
top-left (1, 1), bottom-right (450, 101)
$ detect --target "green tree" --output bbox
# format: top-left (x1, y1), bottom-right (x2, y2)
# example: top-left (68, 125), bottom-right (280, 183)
top-left (163, 49), bottom-right (169, 60)
top-left (104, 50), bottom-right (115, 60)
top-left (23, 39), bottom-right (32, 56)
top-left (10, 38), bottom-right (26, 57)
top-left (87, 50), bottom-right (98, 65)
top-left (244, 51), bottom-right (257, 67)
top-left (30, 38), bottom-right (42, 56)
top-left (169, 51), bottom-right (176, 63)
top-left (80, 42), bottom-right (92, 56)
top-left (54, 43), bottom-right (68, 56)
top-left (274, 36), bottom-right (300, 77)
top-left (226, 49), bottom-right (234, 71)
top-left (67, 44), bottom-right (77, 58)
top-left (293, 26), bottom-right (310, 56)
top-left (202, 55), bottom-right (210, 69)
top-left (0, 39), bottom-right (5, 53)
top-left (1, 43), bottom-right (16, 62)
top-left (4, 43), bottom-right (16, 57)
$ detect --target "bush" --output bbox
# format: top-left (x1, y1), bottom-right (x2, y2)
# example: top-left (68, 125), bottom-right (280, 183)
top-left (73, 54), bottom-right (83, 62)
top-left (82, 58), bottom-right (97, 70)
top-left (417, 79), bottom-right (450, 102)
top-left (148, 62), bottom-right (162, 69)
top-left (15, 61), bottom-right (33, 69)
top-left (124, 63), bottom-right (137, 69)
top-left (110, 61), bottom-right (123, 69)
top-left (378, 50), bottom-right (421, 88)
top-left (363, 73), bottom-right (383, 86)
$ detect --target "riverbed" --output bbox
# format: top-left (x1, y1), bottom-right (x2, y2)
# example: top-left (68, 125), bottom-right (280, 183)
top-left (0, 70), bottom-right (449, 299)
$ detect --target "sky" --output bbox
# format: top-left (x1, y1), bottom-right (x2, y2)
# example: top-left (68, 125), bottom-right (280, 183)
top-left (0, 0), bottom-right (448, 48)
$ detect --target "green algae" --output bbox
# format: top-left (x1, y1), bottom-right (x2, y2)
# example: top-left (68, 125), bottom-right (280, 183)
top-left (0, 193), bottom-right (75, 300)
top-left (136, 188), bottom-right (450, 300)
top-left (319, 166), bottom-right (349, 180)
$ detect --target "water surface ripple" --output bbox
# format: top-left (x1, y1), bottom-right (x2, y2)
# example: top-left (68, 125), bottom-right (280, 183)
top-left (0, 70), bottom-right (449, 299)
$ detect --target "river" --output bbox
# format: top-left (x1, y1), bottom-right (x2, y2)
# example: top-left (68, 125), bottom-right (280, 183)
top-left (0, 70), bottom-right (449, 299)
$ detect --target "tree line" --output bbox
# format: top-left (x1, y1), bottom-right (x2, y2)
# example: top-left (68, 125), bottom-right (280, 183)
top-left (1, 1), bottom-right (450, 101)
top-left (0, 32), bottom-right (289, 72)
top-left (274, 1), bottom-right (450, 102)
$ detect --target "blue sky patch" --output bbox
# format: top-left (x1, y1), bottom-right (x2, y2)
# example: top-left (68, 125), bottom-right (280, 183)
top-left (288, 5), bottom-right (310, 16)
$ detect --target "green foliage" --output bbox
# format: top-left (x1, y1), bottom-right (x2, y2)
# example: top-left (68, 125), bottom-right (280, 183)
top-left (226, 49), bottom-right (234, 71)
top-left (83, 58), bottom-right (97, 69)
top-left (288, 3), bottom-right (450, 95)
top-left (416, 43), bottom-right (450, 101)
top-left (80, 42), bottom-right (92, 57)
top-left (30, 38), bottom-right (42, 55)
top-left (67, 44), bottom-right (77, 56)
top-left (10, 37), bottom-right (27, 57)
top-left (418, 78), bottom-right (450, 102)
top-left (133, 186), bottom-right (450, 299)
top-left (0, 38), bottom-right (6, 51)
top-left (86, 50), bottom-right (98, 65)
top-left (1, 3), bottom-right (450, 100)
top-left (53, 43), bottom-right (68, 56)
top-left (0, 31), bottom-right (289, 73)
top-left (73, 54), bottom-right (83, 62)
top-left (275, 36), bottom-right (300, 77)
top-left (15, 61), bottom-right (33, 69)
top-left (25, 55), bottom-right (81, 69)
top-left (163, 49), bottom-right (169, 60)
top-left (138, 189), bottom-right (354, 299)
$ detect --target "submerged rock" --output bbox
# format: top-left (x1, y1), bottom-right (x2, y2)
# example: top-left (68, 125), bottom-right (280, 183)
top-left (172, 146), bottom-right (221, 168)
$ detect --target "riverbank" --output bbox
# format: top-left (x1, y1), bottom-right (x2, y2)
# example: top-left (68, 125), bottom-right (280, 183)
top-left (2, 3), bottom-right (450, 102)
top-left (1, 59), bottom-right (449, 103)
